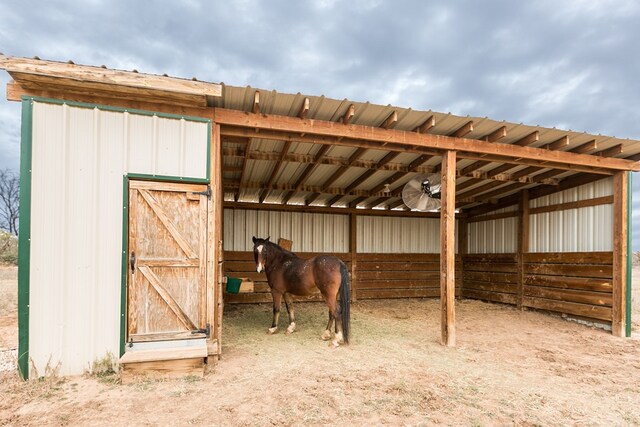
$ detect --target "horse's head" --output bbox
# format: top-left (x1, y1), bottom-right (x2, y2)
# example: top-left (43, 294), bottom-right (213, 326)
top-left (252, 236), bottom-right (270, 273)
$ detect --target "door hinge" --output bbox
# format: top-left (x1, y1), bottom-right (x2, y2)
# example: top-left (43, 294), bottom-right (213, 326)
top-left (193, 185), bottom-right (211, 199)
top-left (192, 323), bottom-right (211, 338)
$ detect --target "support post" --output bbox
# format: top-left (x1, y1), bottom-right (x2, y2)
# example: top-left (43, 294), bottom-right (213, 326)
top-left (612, 171), bottom-right (628, 337)
top-left (457, 217), bottom-right (467, 298)
top-left (517, 189), bottom-right (529, 310)
top-left (349, 213), bottom-right (357, 301)
top-left (207, 122), bottom-right (223, 361)
top-left (440, 150), bottom-right (456, 346)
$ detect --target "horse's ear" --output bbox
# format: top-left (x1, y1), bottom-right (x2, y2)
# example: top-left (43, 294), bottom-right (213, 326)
top-left (266, 236), bottom-right (270, 242)
top-left (252, 236), bottom-right (257, 244)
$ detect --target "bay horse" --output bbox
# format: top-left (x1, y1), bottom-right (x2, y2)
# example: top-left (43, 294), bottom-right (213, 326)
top-left (252, 236), bottom-right (350, 347)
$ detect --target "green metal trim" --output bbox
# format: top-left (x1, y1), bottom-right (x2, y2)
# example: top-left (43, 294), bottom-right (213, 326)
top-left (626, 171), bottom-right (633, 337)
top-left (119, 176), bottom-right (129, 357)
top-left (126, 173), bottom-right (208, 184)
top-left (206, 121), bottom-right (212, 182)
top-left (17, 98), bottom-right (33, 380)
top-left (21, 96), bottom-right (211, 123)
top-left (119, 173), bottom-right (211, 354)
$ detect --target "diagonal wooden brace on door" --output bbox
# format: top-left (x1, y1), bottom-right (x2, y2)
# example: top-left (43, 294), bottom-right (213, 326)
top-left (138, 189), bottom-right (198, 259)
top-left (139, 266), bottom-right (197, 331)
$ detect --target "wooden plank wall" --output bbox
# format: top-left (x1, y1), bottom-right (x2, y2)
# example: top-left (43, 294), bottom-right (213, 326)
top-left (354, 253), bottom-right (462, 299)
top-left (223, 252), bottom-right (461, 302)
top-left (522, 252), bottom-right (613, 322)
top-left (462, 251), bottom-right (613, 324)
top-left (462, 254), bottom-right (518, 304)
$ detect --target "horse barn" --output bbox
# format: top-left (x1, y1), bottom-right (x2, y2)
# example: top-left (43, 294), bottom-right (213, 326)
top-left (1, 54), bottom-right (638, 380)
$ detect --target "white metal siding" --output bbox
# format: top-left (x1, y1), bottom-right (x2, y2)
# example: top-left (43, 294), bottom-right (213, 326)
top-left (357, 216), bottom-right (457, 253)
top-left (467, 217), bottom-right (518, 254)
top-left (223, 209), bottom-right (349, 252)
top-left (29, 101), bottom-right (208, 376)
top-left (529, 178), bottom-right (613, 252)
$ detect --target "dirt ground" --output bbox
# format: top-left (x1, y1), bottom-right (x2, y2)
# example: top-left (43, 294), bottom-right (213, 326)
top-left (1, 265), bottom-right (640, 426)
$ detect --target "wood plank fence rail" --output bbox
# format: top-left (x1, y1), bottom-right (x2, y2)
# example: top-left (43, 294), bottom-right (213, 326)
top-left (462, 251), bottom-right (613, 324)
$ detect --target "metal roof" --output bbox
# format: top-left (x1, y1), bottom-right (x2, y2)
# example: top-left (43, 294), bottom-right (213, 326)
top-left (216, 83), bottom-right (640, 211)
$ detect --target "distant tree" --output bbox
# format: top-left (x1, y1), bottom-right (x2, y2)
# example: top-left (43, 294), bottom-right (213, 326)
top-left (0, 168), bottom-right (19, 235)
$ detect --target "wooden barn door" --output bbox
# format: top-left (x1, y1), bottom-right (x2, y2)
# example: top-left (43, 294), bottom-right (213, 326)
top-left (127, 180), bottom-right (209, 343)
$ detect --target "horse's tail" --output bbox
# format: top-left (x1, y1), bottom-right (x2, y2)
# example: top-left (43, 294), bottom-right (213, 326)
top-left (339, 261), bottom-right (350, 344)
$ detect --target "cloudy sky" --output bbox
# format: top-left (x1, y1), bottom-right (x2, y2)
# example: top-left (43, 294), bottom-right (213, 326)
top-left (0, 0), bottom-right (638, 248)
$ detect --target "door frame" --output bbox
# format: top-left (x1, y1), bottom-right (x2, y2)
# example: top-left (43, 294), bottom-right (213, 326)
top-left (120, 174), bottom-right (211, 356)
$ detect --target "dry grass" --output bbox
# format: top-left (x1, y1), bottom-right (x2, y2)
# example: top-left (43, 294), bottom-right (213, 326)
top-left (0, 266), bottom-right (639, 425)
top-left (0, 265), bottom-right (17, 317)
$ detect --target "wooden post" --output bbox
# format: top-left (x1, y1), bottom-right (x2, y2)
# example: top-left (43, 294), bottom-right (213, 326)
top-left (457, 217), bottom-right (467, 299)
top-left (207, 122), bottom-right (223, 361)
top-left (517, 189), bottom-right (529, 310)
top-left (612, 171), bottom-right (628, 337)
top-left (440, 150), bottom-right (456, 346)
top-left (349, 213), bottom-right (357, 301)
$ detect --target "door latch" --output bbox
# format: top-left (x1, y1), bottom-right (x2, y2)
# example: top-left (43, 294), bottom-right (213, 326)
top-left (192, 323), bottom-right (211, 338)
top-left (130, 251), bottom-right (135, 274)
top-left (192, 185), bottom-right (211, 199)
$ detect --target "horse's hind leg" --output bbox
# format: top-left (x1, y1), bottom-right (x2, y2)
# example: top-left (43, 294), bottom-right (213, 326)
top-left (321, 311), bottom-right (334, 341)
top-left (284, 293), bottom-right (296, 334)
top-left (268, 292), bottom-right (283, 334)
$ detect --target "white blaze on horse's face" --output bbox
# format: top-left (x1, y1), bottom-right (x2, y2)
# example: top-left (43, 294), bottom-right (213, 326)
top-left (256, 244), bottom-right (264, 273)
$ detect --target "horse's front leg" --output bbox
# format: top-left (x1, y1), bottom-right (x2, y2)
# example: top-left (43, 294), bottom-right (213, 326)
top-left (269, 292), bottom-right (283, 334)
top-left (284, 293), bottom-right (296, 334)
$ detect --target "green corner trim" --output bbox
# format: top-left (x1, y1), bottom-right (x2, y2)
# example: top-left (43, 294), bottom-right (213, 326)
top-left (119, 177), bottom-right (129, 357)
top-left (626, 171), bottom-right (632, 337)
top-left (17, 99), bottom-right (33, 380)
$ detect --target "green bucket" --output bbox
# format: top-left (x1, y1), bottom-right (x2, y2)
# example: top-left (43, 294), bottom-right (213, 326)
top-left (226, 276), bottom-right (242, 294)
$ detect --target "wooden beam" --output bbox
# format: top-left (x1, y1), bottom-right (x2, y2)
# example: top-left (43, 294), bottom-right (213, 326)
top-left (298, 97), bottom-right (309, 119)
top-left (237, 139), bottom-right (253, 201)
top-left (210, 122), bottom-right (223, 357)
top-left (484, 126), bottom-right (508, 143)
top-left (414, 115), bottom-right (435, 134)
top-left (543, 136), bottom-right (569, 151)
top-left (513, 131), bottom-right (540, 146)
top-left (612, 171), bottom-right (628, 337)
top-left (282, 145), bottom-right (331, 204)
top-left (220, 125), bottom-right (624, 175)
top-left (380, 111), bottom-right (398, 129)
top-left (305, 146), bottom-right (368, 205)
top-left (349, 196), bottom-right (367, 208)
top-left (570, 139), bottom-right (597, 154)
top-left (223, 201), bottom-right (445, 218)
top-left (528, 195), bottom-right (613, 215)
top-left (252, 91), bottom-right (260, 114)
top-left (341, 104), bottom-right (355, 125)
top-left (596, 144), bottom-right (623, 158)
top-left (0, 54), bottom-right (221, 98)
top-left (440, 150), bottom-right (456, 346)
top-left (350, 213), bottom-right (358, 301)
top-left (259, 140), bottom-right (292, 202)
top-left (388, 199), bottom-right (406, 210)
top-left (214, 109), bottom-right (637, 172)
top-left (450, 120), bottom-right (473, 138)
top-left (517, 190), bottom-right (529, 310)
top-left (344, 151), bottom-right (401, 194)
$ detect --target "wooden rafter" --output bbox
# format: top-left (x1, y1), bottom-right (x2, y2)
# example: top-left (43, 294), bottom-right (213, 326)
top-left (341, 104), bottom-right (355, 125)
top-left (298, 97), bottom-right (309, 119)
top-left (214, 110), bottom-right (639, 172)
top-left (458, 126), bottom-right (509, 175)
top-left (414, 115), bottom-right (435, 134)
top-left (450, 120), bottom-right (473, 137)
top-left (380, 111), bottom-right (398, 129)
top-left (281, 145), bottom-right (331, 204)
top-left (252, 91), bottom-right (260, 114)
top-left (237, 139), bottom-right (253, 201)
top-left (543, 136), bottom-right (569, 151)
top-left (305, 146), bottom-right (368, 205)
top-left (224, 201), bottom-right (443, 218)
top-left (259, 140), bottom-right (292, 203)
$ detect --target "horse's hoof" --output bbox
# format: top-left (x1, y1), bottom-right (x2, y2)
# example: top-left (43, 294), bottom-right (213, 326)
top-left (285, 322), bottom-right (296, 335)
top-left (321, 330), bottom-right (332, 341)
top-left (334, 331), bottom-right (344, 344)
top-left (329, 340), bottom-right (340, 348)
top-left (267, 327), bottom-right (278, 334)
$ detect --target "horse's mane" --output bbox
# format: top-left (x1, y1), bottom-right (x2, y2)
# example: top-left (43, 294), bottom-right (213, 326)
top-left (266, 240), bottom-right (298, 258)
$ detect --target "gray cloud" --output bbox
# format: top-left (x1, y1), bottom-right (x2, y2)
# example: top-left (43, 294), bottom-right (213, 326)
top-left (0, 0), bottom-right (639, 248)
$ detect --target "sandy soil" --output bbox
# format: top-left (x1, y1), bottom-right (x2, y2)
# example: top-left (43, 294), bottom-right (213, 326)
top-left (0, 266), bottom-right (639, 426)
